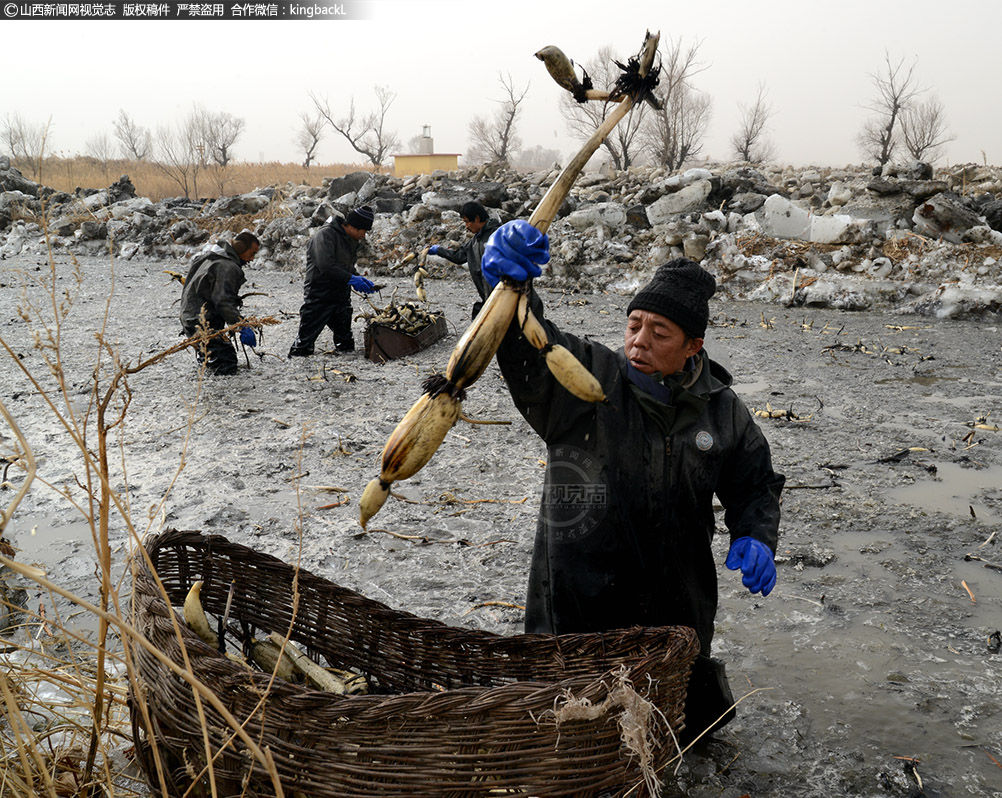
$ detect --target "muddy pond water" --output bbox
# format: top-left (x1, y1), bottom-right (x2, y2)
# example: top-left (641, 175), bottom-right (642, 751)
top-left (2, 254), bottom-right (1000, 797)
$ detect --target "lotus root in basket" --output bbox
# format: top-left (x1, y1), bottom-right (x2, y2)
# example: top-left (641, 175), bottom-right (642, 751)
top-left (127, 528), bottom-right (699, 797)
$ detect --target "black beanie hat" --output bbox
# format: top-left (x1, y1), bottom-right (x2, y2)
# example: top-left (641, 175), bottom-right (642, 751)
top-left (345, 205), bottom-right (375, 230)
top-left (626, 258), bottom-right (717, 338)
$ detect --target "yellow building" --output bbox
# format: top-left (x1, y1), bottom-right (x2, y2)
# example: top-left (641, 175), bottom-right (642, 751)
top-left (393, 153), bottom-right (461, 177)
top-left (392, 126), bottom-right (460, 177)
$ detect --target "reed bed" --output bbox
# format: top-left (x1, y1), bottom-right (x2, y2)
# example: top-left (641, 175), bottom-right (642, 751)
top-left (13, 156), bottom-right (382, 201)
top-left (0, 228), bottom-right (287, 797)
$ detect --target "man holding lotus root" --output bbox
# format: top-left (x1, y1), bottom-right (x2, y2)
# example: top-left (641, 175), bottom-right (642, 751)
top-left (480, 219), bottom-right (785, 747)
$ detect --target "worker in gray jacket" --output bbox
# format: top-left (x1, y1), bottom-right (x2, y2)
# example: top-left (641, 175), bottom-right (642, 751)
top-left (428, 201), bottom-right (500, 316)
top-left (179, 231), bottom-right (260, 376)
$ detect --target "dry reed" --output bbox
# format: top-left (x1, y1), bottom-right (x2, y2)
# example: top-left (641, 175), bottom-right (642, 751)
top-left (18, 155), bottom-right (383, 202)
top-left (0, 206), bottom-right (293, 797)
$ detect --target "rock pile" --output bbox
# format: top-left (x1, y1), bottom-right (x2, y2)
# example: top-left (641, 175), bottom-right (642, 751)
top-left (2, 154), bottom-right (1001, 318)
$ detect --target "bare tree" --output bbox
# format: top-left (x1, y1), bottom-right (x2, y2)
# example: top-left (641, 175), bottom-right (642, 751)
top-left (645, 87), bottom-right (712, 170)
top-left (154, 124), bottom-right (194, 199)
top-left (2, 112), bottom-right (48, 179)
top-left (152, 109), bottom-right (206, 199)
top-left (856, 52), bottom-right (924, 168)
top-left (900, 95), bottom-right (953, 163)
top-left (295, 110), bottom-right (325, 168)
top-left (312, 85), bottom-right (400, 167)
top-left (169, 105), bottom-right (244, 195)
top-left (113, 110), bottom-right (152, 161)
top-left (201, 111), bottom-right (245, 167)
top-left (559, 45), bottom-right (648, 170)
top-left (640, 38), bottom-right (712, 170)
top-left (467, 73), bottom-right (530, 167)
top-left (730, 83), bottom-right (776, 163)
top-left (85, 132), bottom-right (116, 183)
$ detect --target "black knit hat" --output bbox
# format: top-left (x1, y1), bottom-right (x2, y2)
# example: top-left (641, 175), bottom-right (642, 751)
top-left (626, 258), bottom-right (717, 338)
top-left (345, 205), bottom-right (375, 230)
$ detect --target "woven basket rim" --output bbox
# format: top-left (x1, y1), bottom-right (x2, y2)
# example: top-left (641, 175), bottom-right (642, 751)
top-left (136, 527), bottom-right (697, 650)
top-left (128, 528), bottom-right (700, 798)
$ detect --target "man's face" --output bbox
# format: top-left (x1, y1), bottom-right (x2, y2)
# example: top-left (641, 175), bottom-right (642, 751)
top-left (624, 309), bottom-right (703, 376)
top-left (463, 216), bottom-right (485, 235)
top-left (239, 243), bottom-right (260, 263)
top-left (344, 224), bottom-right (367, 242)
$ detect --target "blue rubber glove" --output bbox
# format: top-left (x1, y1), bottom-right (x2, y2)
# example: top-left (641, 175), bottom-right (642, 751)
top-left (239, 326), bottom-right (256, 347)
top-left (481, 220), bottom-right (550, 289)
top-left (725, 537), bottom-right (776, 596)
top-left (348, 275), bottom-right (375, 293)
top-left (428, 244), bottom-right (439, 256)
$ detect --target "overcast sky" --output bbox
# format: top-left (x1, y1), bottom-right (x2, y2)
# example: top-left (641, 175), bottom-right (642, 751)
top-left (2, 0), bottom-right (998, 170)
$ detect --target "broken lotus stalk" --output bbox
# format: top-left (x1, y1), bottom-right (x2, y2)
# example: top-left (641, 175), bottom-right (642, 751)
top-left (528, 30), bottom-right (660, 235)
top-left (358, 31), bottom-right (660, 529)
top-left (533, 45), bottom-right (613, 103)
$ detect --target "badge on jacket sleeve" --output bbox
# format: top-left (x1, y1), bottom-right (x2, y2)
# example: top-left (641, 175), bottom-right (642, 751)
top-left (695, 431), bottom-right (714, 451)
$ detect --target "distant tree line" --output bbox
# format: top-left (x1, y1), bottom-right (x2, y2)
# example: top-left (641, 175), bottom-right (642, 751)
top-left (2, 105), bottom-right (248, 198)
top-left (1, 45), bottom-right (958, 197)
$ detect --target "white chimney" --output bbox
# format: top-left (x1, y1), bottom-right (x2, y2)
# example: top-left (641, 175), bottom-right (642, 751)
top-left (419, 125), bottom-right (434, 155)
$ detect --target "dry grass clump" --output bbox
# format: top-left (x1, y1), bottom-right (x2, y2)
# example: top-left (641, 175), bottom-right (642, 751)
top-left (737, 230), bottom-right (1002, 275)
top-left (192, 211), bottom-right (276, 236)
top-left (191, 185), bottom-right (300, 237)
top-left (882, 235), bottom-right (1002, 269)
top-left (881, 233), bottom-right (933, 263)
top-left (0, 218), bottom-right (285, 796)
top-left (24, 156), bottom-right (382, 201)
top-left (0, 621), bottom-right (141, 797)
top-left (734, 233), bottom-right (841, 270)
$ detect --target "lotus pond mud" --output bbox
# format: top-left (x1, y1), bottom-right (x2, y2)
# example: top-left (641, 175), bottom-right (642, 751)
top-left (1, 252), bottom-right (1001, 797)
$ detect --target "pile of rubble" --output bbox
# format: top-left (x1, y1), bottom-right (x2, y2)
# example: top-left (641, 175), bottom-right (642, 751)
top-left (2, 154), bottom-right (1001, 318)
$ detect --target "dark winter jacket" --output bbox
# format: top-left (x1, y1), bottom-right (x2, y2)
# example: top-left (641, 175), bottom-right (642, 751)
top-left (435, 217), bottom-right (501, 300)
top-left (303, 218), bottom-right (362, 300)
top-left (179, 241), bottom-right (246, 332)
top-left (496, 292), bottom-right (784, 654)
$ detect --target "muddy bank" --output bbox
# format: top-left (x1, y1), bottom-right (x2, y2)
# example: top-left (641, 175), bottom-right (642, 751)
top-left (1, 251), bottom-right (1001, 797)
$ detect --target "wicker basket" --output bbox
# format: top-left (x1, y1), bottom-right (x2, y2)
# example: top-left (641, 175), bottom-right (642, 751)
top-left (128, 529), bottom-right (699, 798)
